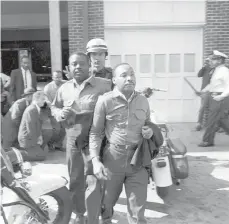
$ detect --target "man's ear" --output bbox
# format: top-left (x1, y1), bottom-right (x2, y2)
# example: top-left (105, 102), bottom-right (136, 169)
top-left (112, 77), bottom-right (116, 85)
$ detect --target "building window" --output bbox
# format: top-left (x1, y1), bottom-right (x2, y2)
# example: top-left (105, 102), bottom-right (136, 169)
top-left (140, 54), bottom-right (151, 73)
top-left (124, 55), bottom-right (136, 71)
top-left (184, 53), bottom-right (195, 72)
top-left (169, 54), bottom-right (180, 73)
top-left (155, 54), bottom-right (166, 73)
top-left (110, 55), bottom-right (122, 68)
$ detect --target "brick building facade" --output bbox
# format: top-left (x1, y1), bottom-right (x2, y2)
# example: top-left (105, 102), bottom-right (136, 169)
top-left (68, 1), bottom-right (104, 54)
top-left (204, 0), bottom-right (229, 58)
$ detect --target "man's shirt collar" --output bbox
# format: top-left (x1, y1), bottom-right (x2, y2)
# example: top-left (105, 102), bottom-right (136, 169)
top-left (113, 87), bottom-right (136, 102)
top-left (72, 75), bottom-right (96, 88)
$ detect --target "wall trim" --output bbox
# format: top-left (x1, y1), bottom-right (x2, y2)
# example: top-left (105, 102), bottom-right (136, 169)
top-left (105, 22), bottom-right (206, 30)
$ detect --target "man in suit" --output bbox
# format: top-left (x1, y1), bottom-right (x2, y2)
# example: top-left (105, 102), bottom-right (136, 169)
top-left (2, 88), bottom-right (35, 150)
top-left (18, 91), bottom-right (47, 161)
top-left (10, 55), bottom-right (37, 102)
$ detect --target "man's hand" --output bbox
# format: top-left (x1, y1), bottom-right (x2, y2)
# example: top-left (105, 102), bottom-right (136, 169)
top-left (92, 157), bottom-right (111, 180)
top-left (61, 107), bottom-right (72, 119)
top-left (213, 95), bottom-right (225, 101)
top-left (142, 126), bottom-right (154, 139)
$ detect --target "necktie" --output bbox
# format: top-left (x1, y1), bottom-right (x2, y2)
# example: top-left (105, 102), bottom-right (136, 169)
top-left (24, 70), bottom-right (27, 88)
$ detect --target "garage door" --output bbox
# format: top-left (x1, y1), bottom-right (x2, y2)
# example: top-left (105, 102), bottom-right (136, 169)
top-left (105, 28), bottom-right (203, 123)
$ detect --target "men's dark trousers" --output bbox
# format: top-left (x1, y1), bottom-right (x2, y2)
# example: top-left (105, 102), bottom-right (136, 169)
top-left (66, 126), bottom-right (86, 215)
top-left (101, 143), bottom-right (148, 224)
top-left (203, 96), bottom-right (229, 144)
top-left (198, 92), bottom-right (210, 127)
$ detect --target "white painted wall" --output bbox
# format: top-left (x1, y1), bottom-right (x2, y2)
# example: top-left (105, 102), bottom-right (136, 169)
top-left (104, 1), bottom-right (205, 26)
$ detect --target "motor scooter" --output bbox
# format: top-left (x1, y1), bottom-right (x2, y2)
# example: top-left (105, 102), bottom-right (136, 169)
top-left (141, 88), bottom-right (189, 198)
top-left (149, 110), bottom-right (189, 198)
top-left (1, 147), bottom-right (72, 224)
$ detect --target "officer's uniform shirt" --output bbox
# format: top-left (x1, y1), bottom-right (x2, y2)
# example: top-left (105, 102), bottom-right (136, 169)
top-left (92, 67), bottom-right (114, 89)
top-left (208, 64), bottom-right (229, 97)
top-left (93, 67), bottom-right (112, 80)
top-left (89, 89), bottom-right (151, 158)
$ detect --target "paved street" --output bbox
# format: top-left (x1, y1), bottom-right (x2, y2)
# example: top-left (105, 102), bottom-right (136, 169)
top-left (31, 123), bottom-right (229, 224)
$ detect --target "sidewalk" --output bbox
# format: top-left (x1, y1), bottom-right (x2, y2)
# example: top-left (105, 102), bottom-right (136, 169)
top-left (32, 123), bottom-right (229, 224)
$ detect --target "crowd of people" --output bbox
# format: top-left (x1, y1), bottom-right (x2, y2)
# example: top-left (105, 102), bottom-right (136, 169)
top-left (1, 38), bottom-right (229, 224)
top-left (0, 38), bottom-right (163, 224)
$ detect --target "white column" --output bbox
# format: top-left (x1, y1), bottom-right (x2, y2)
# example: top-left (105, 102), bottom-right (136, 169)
top-left (49, 0), bottom-right (62, 74)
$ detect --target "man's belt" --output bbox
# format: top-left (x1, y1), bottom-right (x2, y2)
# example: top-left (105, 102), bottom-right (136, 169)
top-left (108, 142), bottom-right (138, 150)
top-left (210, 92), bottom-right (222, 97)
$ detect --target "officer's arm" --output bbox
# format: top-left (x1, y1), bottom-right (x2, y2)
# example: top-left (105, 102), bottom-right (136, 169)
top-left (51, 87), bottom-right (64, 121)
top-left (221, 68), bottom-right (229, 98)
top-left (89, 96), bottom-right (106, 159)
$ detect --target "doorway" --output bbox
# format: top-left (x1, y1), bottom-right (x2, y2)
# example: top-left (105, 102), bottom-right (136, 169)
top-left (1, 50), bottom-right (19, 76)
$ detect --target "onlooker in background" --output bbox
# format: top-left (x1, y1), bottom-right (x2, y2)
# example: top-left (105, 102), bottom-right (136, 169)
top-left (18, 91), bottom-right (48, 161)
top-left (10, 55), bottom-right (37, 102)
top-left (2, 88), bottom-right (35, 150)
top-left (44, 70), bottom-right (66, 151)
top-left (195, 58), bottom-right (213, 131)
top-left (44, 70), bottom-right (66, 105)
top-left (1, 77), bottom-right (11, 116)
top-left (0, 72), bottom-right (11, 90)
top-left (198, 50), bottom-right (229, 147)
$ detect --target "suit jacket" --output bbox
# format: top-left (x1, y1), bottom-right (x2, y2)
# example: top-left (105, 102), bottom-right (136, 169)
top-left (18, 104), bottom-right (42, 148)
top-left (10, 68), bottom-right (37, 102)
top-left (2, 98), bottom-right (28, 148)
top-left (130, 121), bottom-right (164, 169)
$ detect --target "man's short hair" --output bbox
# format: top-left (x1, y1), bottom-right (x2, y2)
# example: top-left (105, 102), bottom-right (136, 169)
top-left (112, 63), bottom-right (132, 77)
top-left (20, 55), bottom-right (29, 61)
top-left (53, 70), bottom-right (62, 76)
top-left (68, 52), bottom-right (89, 64)
top-left (33, 91), bottom-right (45, 102)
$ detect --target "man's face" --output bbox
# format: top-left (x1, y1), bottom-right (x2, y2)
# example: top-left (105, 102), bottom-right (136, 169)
top-left (21, 58), bottom-right (30, 70)
top-left (211, 58), bottom-right (221, 68)
top-left (52, 72), bottom-right (63, 85)
top-left (89, 52), bottom-right (106, 72)
top-left (69, 54), bottom-right (90, 83)
top-left (25, 94), bottom-right (33, 103)
top-left (36, 93), bottom-right (46, 107)
top-left (113, 64), bottom-right (136, 94)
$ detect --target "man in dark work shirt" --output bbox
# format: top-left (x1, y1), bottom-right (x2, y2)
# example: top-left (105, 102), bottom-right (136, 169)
top-left (195, 58), bottom-right (213, 131)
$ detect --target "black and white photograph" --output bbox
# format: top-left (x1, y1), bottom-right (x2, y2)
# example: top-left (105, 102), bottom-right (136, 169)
top-left (0, 0), bottom-right (229, 223)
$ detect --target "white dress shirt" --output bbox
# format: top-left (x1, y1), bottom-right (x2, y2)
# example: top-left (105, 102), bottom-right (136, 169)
top-left (207, 65), bottom-right (229, 97)
top-left (21, 67), bottom-right (32, 89)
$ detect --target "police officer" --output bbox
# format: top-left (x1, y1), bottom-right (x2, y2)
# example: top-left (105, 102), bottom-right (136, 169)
top-left (199, 50), bottom-right (229, 147)
top-left (51, 52), bottom-right (111, 224)
top-left (86, 38), bottom-right (112, 81)
top-left (85, 38), bottom-right (113, 224)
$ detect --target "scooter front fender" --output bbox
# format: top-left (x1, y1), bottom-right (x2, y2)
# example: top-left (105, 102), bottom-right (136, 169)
top-left (151, 156), bottom-right (173, 187)
top-left (2, 174), bottom-right (68, 204)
